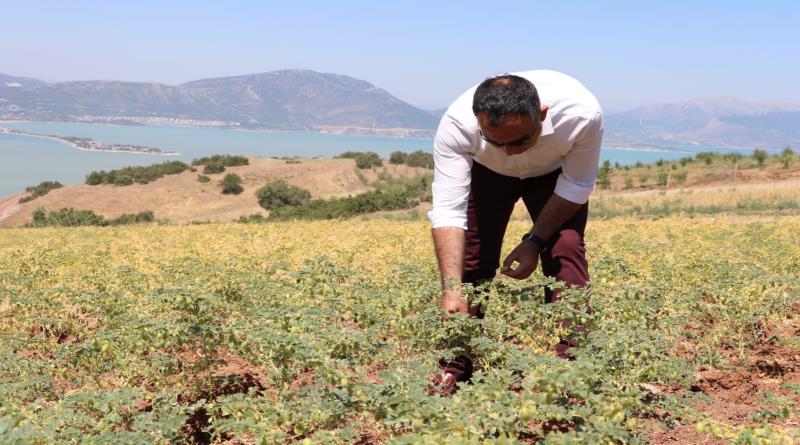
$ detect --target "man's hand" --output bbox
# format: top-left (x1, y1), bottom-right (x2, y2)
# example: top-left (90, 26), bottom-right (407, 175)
top-left (440, 290), bottom-right (469, 314)
top-left (501, 241), bottom-right (540, 279)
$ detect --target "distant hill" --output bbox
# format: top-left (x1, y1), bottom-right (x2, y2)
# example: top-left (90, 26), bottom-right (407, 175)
top-left (0, 70), bottom-right (438, 135)
top-left (605, 97), bottom-right (800, 149)
top-left (3, 72), bottom-right (800, 147)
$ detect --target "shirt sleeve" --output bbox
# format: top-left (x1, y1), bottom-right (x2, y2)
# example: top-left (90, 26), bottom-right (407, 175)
top-left (555, 110), bottom-right (604, 204)
top-left (427, 114), bottom-right (474, 230)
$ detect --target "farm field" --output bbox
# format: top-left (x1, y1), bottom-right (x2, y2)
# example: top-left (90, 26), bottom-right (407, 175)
top-left (0, 212), bottom-right (798, 443)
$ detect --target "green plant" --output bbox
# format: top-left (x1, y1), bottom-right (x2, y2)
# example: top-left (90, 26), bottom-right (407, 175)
top-left (219, 173), bottom-right (243, 195)
top-left (203, 163), bottom-right (226, 174)
top-left (191, 154), bottom-right (249, 167)
top-left (389, 151), bottom-right (408, 164)
top-left (781, 146), bottom-right (794, 169)
top-left (19, 181), bottom-right (63, 203)
top-left (86, 161), bottom-right (190, 186)
top-left (597, 160), bottom-right (612, 190)
top-left (355, 152), bottom-right (383, 169)
top-left (26, 208), bottom-right (155, 227)
top-left (197, 174), bottom-right (211, 183)
top-left (753, 148), bottom-right (769, 166)
top-left (255, 180), bottom-right (311, 210)
top-left (405, 150), bottom-right (434, 169)
top-left (623, 175), bottom-right (634, 189)
top-left (656, 170), bottom-right (669, 186)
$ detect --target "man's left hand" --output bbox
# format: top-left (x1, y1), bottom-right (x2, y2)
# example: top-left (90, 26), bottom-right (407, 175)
top-left (500, 242), bottom-right (540, 279)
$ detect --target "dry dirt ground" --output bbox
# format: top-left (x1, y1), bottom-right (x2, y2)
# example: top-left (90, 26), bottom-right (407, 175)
top-left (646, 317), bottom-right (800, 444)
top-left (0, 158), bottom-right (428, 227)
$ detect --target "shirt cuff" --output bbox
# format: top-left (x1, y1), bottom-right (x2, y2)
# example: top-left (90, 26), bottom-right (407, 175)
top-left (554, 173), bottom-right (594, 204)
top-left (427, 208), bottom-right (468, 230)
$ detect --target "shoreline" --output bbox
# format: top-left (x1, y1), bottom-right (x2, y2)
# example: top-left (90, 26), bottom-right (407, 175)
top-left (0, 119), bottom-right (435, 141)
top-left (0, 127), bottom-right (181, 156)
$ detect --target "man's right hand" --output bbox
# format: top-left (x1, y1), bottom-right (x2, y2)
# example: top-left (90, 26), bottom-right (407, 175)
top-left (440, 290), bottom-right (469, 314)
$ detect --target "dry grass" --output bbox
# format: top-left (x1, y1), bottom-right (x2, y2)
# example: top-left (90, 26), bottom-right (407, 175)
top-left (0, 157), bottom-right (427, 227)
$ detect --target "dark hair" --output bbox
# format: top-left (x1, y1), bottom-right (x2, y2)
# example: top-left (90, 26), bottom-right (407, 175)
top-left (472, 74), bottom-right (540, 126)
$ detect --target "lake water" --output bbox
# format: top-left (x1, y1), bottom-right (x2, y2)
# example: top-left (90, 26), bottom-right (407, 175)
top-left (0, 121), bottom-right (745, 198)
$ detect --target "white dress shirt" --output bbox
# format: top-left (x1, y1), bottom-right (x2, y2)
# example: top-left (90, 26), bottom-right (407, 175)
top-left (428, 70), bottom-right (604, 230)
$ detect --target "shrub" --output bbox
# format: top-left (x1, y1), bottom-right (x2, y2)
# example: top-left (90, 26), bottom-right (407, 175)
top-left (335, 151), bottom-right (363, 159)
top-left (269, 189), bottom-right (414, 221)
top-left (596, 160), bottom-right (612, 190)
top-left (656, 169), bottom-right (669, 186)
top-left (389, 151), bottom-right (408, 164)
top-left (623, 175), bottom-right (634, 189)
top-left (19, 181), bottom-right (63, 203)
top-left (354, 152), bottom-right (383, 169)
top-left (696, 152), bottom-right (714, 166)
top-left (256, 180), bottom-right (311, 210)
top-left (723, 152), bottom-right (744, 163)
top-left (85, 161), bottom-right (190, 186)
top-left (191, 154), bottom-right (249, 167)
top-left (236, 213), bottom-right (267, 223)
top-left (219, 173), bottom-right (243, 195)
top-left (781, 146), bottom-right (794, 169)
top-left (203, 163), bottom-right (226, 174)
top-left (197, 175), bottom-right (211, 183)
top-left (753, 148), bottom-right (769, 166)
top-left (26, 208), bottom-right (155, 227)
top-left (268, 175), bottom-right (431, 221)
top-left (405, 150), bottom-right (434, 169)
top-left (109, 211), bottom-right (155, 225)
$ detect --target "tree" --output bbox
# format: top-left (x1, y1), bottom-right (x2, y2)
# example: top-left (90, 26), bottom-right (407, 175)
top-left (405, 150), bottom-right (434, 169)
top-left (596, 160), bottom-right (612, 190)
top-left (781, 146), bottom-right (794, 169)
top-left (256, 180), bottom-right (311, 210)
top-left (753, 148), bottom-right (768, 167)
top-left (354, 151), bottom-right (383, 169)
top-left (219, 173), bottom-right (243, 195)
top-left (389, 151), bottom-right (407, 165)
top-left (203, 163), bottom-right (226, 174)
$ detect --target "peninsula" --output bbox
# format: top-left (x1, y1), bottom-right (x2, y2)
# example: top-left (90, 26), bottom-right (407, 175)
top-left (0, 127), bottom-right (179, 156)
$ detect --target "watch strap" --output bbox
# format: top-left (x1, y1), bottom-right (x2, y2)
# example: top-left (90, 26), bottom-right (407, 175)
top-left (522, 232), bottom-right (548, 250)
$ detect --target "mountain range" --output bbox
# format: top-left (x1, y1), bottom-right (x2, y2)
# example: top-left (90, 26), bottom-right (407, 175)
top-left (605, 97), bottom-right (800, 149)
top-left (0, 70), bottom-right (438, 136)
top-left (2, 71), bottom-right (799, 148)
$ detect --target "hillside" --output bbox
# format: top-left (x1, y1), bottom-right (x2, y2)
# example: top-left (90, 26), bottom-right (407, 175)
top-left (0, 70), bottom-right (438, 134)
top-left (0, 158), bottom-right (431, 228)
top-left (605, 97), bottom-right (800, 148)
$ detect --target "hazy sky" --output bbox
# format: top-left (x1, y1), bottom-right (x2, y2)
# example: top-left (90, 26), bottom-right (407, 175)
top-left (2, 1), bottom-right (798, 111)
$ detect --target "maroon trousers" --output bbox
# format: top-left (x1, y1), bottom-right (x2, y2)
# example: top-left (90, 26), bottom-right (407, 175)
top-left (440, 162), bottom-right (590, 379)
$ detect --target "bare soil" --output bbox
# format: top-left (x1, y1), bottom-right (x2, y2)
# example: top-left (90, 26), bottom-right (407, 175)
top-left (647, 319), bottom-right (800, 444)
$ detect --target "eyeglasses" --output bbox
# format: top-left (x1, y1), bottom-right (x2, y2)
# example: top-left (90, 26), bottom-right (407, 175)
top-left (479, 129), bottom-right (536, 148)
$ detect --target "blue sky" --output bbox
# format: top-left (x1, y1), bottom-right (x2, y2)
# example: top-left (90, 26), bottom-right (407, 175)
top-left (1, 1), bottom-right (798, 111)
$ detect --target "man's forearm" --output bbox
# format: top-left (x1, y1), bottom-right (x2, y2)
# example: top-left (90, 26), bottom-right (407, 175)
top-left (431, 227), bottom-right (465, 291)
top-left (531, 194), bottom-right (583, 241)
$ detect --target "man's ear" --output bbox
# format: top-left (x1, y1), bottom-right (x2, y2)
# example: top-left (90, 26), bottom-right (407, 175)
top-left (539, 106), bottom-right (549, 122)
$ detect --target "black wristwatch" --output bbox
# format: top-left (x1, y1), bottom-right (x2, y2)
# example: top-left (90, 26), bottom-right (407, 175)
top-left (522, 232), bottom-right (548, 251)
